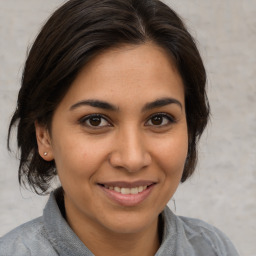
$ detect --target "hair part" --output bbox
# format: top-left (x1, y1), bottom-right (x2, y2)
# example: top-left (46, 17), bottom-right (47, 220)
top-left (8, 0), bottom-right (210, 194)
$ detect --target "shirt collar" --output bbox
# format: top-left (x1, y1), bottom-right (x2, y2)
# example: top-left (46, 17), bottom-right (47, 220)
top-left (43, 189), bottom-right (178, 256)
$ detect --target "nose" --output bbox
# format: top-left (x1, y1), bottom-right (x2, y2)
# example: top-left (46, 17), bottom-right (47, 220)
top-left (109, 128), bottom-right (152, 172)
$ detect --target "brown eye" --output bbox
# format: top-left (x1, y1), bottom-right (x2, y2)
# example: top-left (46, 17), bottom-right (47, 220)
top-left (79, 114), bottom-right (110, 128)
top-left (89, 116), bottom-right (102, 126)
top-left (151, 116), bottom-right (163, 125)
top-left (146, 113), bottom-right (175, 127)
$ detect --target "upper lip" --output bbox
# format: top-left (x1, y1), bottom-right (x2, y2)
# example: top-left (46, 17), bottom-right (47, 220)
top-left (98, 180), bottom-right (156, 188)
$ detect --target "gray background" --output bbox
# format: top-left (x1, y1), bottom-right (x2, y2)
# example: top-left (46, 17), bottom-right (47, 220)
top-left (0, 0), bottom-right (255, 255)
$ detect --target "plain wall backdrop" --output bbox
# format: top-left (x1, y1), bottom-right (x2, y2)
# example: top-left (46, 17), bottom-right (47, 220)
top-left (0, 1), bottom-right (255, 255)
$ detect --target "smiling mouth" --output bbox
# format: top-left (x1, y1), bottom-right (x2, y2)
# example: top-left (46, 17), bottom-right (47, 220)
top-left (102, 185), bottom-right (149, 195)
top-left (97, 181), bottom-right (155, 206)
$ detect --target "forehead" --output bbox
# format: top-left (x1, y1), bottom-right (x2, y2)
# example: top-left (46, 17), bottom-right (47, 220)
top-left (59, 42), bottom-right (184, 109)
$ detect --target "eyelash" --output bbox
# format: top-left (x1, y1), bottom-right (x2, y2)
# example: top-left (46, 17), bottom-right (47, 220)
top-left (78, 113), bottom-right (176, 129)
top-left (145, 113), bottom-right (176, 127)
top-left (79, 114), bottom-right (111, 128)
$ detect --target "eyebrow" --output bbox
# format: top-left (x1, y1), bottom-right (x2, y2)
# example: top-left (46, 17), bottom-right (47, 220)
top-left (70, 97), bottom-right (182, 112)
top-left (142, 97), bottom-right (183, 112)
top-left (70, 99), bottom-right (118, 111)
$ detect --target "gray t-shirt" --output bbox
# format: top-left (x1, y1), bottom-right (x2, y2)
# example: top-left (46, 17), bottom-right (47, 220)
top-left (0, 190), bottom-right (239, 256)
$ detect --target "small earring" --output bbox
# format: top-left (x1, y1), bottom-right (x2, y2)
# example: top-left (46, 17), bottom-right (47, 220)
top-left (43, 152), bottom-right (48, 156)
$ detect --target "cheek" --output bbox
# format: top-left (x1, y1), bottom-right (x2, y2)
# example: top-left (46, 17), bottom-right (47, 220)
top-left (53, 136), bottom-right (109, 179)
top-left (153, 131), bottom-right (188, 177)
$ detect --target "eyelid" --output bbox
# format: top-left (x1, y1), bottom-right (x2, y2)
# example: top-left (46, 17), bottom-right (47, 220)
top-left (145, 112), bottom-right (176, 126)
top-left (78, 114), bottom-right (112, 128)
top-left (78, 112), bottom-right (176, 129)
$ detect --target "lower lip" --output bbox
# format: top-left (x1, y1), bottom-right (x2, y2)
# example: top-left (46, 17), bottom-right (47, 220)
top-left (99, 185), bottom-right (155, 207)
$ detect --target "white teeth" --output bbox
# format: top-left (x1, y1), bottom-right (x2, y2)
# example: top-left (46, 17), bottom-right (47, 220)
top-left (104, 185), bottom-right (148, 194)
top-left (121, 188), bottom-right (130, 194)
top-left (114, 187), bottom-right (121, 192)
top-left (131, 187), bottom-right (138, 194)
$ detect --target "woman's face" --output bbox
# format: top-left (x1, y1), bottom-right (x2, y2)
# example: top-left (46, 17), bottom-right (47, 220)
top-left (36, 43), bottom-right (188, 236)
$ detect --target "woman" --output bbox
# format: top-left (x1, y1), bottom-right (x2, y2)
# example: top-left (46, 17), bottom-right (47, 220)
top-left (0, 0), bottom-right (239, 255)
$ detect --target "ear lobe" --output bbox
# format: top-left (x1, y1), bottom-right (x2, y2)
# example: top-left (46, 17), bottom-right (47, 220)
top-left (35, 121), bottom-right (54, 161)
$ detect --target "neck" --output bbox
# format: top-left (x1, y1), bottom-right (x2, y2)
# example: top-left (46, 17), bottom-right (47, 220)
top-left (65, 204), bottom-right (161, 256)
top-left (85, 226), bottom-right (160, 256)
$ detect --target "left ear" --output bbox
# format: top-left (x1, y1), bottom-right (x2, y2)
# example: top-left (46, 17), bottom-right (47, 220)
top-left (35, 121), bottom-right (54, 161)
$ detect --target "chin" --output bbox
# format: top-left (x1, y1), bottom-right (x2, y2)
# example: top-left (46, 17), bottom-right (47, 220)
top-left (99, 210), bottom-right (159, 235)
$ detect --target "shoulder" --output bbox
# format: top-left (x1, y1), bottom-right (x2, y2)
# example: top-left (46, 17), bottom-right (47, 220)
top-left (0, 217), bottom-right (57, 256)
top-left (162, 207), bottom-right (240, 256)
top-left (177, 215), bottom-right (240, 256)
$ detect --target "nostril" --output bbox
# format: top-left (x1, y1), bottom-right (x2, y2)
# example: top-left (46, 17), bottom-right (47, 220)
top-left (108, 145), bottom-right (151, 172)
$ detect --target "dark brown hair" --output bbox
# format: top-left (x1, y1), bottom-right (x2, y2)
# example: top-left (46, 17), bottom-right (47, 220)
top-left (8, 0), bottom-right (210, 194)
